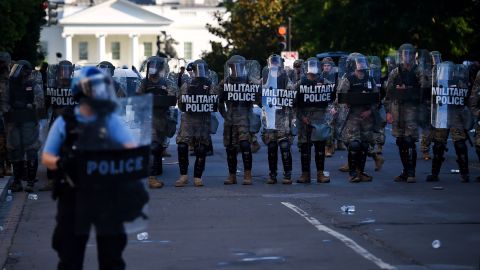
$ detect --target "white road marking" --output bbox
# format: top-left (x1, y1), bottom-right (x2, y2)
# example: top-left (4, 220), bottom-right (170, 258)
top-left (281, 202), bottom-right (396, 270)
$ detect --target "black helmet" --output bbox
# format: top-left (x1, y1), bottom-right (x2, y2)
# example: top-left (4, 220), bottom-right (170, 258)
top-left (97, 61), bottom-right (115, 77)
top-left (146, 56), bottom-right (167, 80)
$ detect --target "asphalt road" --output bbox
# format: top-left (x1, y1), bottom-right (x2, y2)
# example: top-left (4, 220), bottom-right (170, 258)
top-left (1, 124), bottom-right (480, 270)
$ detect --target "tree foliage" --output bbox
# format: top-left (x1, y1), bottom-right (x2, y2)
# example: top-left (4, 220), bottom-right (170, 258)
top-left (205, 0), bottom-right (480, 68)
top-left (0, 0), bottom-right (46, 65)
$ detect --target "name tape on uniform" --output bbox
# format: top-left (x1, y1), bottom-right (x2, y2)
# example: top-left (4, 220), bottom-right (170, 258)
top-left (432, 86), bottom-right (468, 106)
top-left (47, 87), bottom-right (78, 106)
top-left (223, 83), bottom-right (260, 102)
top-left (262, 88), bottom-right (297, 107)
top-left (180, 94), bottom-right (218, 112)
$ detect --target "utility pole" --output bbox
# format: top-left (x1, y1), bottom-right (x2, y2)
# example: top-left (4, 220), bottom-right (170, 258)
top-left (288, 17), bottom-right (292, 51)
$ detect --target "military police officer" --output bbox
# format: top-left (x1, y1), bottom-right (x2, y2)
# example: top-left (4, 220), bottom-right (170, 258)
top-left (136, 56), bottom-right (178, 189)
top-left (4, 60), bottom-right (44, 192)
top-left (175, 59), bottom-right (218, 187)
top-left (219, 55), bottom-right (260, 185)
top-left (385, 44), bottom-right (429, 183)
top-left (337, 53), bottom-right (379, 182)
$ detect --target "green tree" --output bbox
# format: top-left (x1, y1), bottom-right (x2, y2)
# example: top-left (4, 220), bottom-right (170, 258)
top-left (0, 0), bottom-right (46, 65)
top-left (205, 0), bottom-right (295, 69)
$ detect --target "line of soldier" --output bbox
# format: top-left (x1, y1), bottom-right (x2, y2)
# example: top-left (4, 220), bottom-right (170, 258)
top-left (2, 42), bottom-right (480, 193)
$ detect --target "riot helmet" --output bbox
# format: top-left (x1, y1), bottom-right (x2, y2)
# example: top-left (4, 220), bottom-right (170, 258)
top-left (97, 61), bottom-right (115, 77)
top-left (72, 67), bottom-right (118, 115)
top-left (57, 60), bottom-right (74, 88)
top-left (146, 56), bottom-right (167, 81)
top-left (430, 51), bottom-right (442, 66)
top-left (385, 56), bottom-right (396, 75)
top-left (192, 59), bottom-right (209, 78)
top-left (346, 53), bottom-right (369, 78)
top-left (9, 60), bottom-right (32, 81)
top-left (226, 55), bottom-right (247, 78)
top-left (397, 43), bottom-right (416, 66)
top-left (267, 54), bottom-right (283, 68)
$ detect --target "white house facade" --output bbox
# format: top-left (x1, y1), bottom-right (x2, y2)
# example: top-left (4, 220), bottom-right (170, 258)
top-left (40, 0), bottom-right (225, 68)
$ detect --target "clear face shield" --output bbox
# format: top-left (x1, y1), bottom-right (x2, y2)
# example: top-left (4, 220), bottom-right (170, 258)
top-left (306, 60), bottom-right (320, 75)
top-left (147, 60), bottom-right (165, 79)
top-left (431, 52), bottom-right (442, 66)
top-left (58, 64), bottom-right (74, 83)
top-left (229, 62), bottom-right (246, 78)
top-left (80, 73), bottom-right (116, 101)
top-left (194, 63), bottom-right (208, 78)
top-left (97, 65), bottom-right (114, 77)
top-left (399, 49), bottom-right (414, 65)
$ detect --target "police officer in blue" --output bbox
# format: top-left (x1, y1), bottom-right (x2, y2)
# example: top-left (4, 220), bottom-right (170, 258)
top-left (42, 67), bottom-right (144, 270)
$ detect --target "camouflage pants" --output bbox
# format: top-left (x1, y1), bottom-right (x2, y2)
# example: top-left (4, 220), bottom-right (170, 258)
top-left (341, 112), bottom-right (374, 144)
top-left (261, 130), bottom-right (293, 146)
top-left (6, 122), bottom-right (40, 161)
top-left (430, 128), bottom-right (467, 144)
top-left (223, 124), bottom-right (251, 147)
top-left (420, 125), bottom-right (433, 152)
top-left (390, 103), bottom-right (419, 140)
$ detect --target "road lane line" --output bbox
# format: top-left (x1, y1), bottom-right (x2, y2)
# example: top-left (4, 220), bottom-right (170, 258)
top-left (281, 202), bottom-right (396, 270)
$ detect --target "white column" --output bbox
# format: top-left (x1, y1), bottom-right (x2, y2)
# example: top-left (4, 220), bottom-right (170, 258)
top-left (129, 33), bottom-right (139, 68)
top-left (96, 34), bottom-right (106, 61)
top-left (62, 33), bottom-right (73, 61)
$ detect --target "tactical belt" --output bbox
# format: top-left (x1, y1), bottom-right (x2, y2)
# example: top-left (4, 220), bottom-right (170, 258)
top-left (153, 96), bottom-right (177, 108)
top-left (390, 88), bottom-right (421, 102)
top-left (337, 92), bottom-right (379, 105)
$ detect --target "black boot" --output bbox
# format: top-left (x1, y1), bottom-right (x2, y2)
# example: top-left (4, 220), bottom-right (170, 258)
top-left (348, 149), bottom-right (360, 182)
top-left (279, 140), bottom-right (292, 185)
top-left (426, 141), bottom-right (445, 182)
top-left (405, 145), bottom-right (417, 183)
top-left (24, 159), bottom-right (38, 192)
top-left (297, 143), bottom-right (311, 183)
top-left (267, 142), bottom-right (278, 184)
top-left (225, 146), bottom-right (238, 185)
top-left (454, 140), bottom-right (469, 183)
top-left (11, 161), bottom-right (24, 192)
top-left (394, 139), bottom-right (409, 182)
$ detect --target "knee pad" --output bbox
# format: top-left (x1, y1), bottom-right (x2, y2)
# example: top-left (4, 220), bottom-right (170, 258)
top-left (396, 137), bottom-right (405, 147)
top-left (279, 140), bottom-right (290, 152)
top-left (348, 140), bottom-right (362, 152)
top-left (178, 143), bottom-right (189, 154)
top-left (268, 142), bottom-right (278, 152)
top-left (432, 141), bottom-right (446, 155)
top-left (404, 136), bottom-right (416, 148)
top-left (360, 142), bottom-right (370, 152)
top-left (454, 140), bottom-right (467, 152)
top-left (239, 140), bottom-right (251, 152)
top-left (195, 144), bottom-right (207, 156)
top-left (151, 142), bottom-right (163, 155)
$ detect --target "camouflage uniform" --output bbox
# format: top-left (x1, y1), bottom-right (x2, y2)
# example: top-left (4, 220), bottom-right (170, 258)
top-left (4, 61), bottom-right (44, 192)
top-left (337, 53), bottom-right (379, 182)
top-left (385, 51), bottom-right (429, 182)
top-left (219, 62), bottom-right (258, 184)
top-left (426, 63), bottom-right (471, 182)
top-left (175, 61), bottom-right (218, 186)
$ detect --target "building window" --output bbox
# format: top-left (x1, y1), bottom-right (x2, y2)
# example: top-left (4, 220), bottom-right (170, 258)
top-left (79, 42), bottom-right (88, 60)
top-left (144, 42), bottom-right (152, 57)
top-left (184, 42), bottom-right (193, 59)
top-left (112, 42), bottom-right (120, 60)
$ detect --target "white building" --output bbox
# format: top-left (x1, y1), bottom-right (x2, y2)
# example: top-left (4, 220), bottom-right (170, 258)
top-left (40, 0), bottom-right (225, 68)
